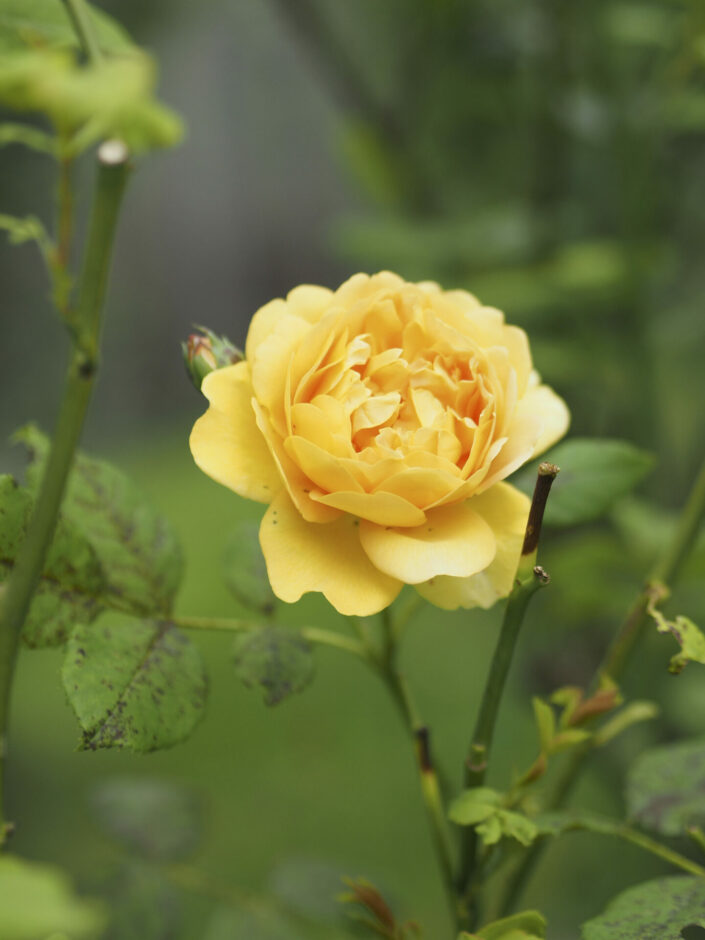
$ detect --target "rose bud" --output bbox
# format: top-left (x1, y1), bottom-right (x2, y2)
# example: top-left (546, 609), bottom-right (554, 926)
top-left (182, 327), bottom-right (242, 390)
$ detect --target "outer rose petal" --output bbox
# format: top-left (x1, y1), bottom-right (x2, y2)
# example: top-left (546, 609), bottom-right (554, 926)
top-left (524, 378), bottom-right (571, 457)
top-left (416, 482), bottom-right (530, 609)
top-left (260, 490), bottom-right (402, 616)
top-left (245, 286), bottom-right (334, 362)
top-left (358, 502), bottom-right (496, 584)
top-left (190, 362), bottom-right (281, 503)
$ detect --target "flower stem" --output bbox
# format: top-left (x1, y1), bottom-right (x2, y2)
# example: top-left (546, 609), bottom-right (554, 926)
top-left (498, 452), bottom-right (705, 914)
top-left (457, 464), bottom-right (558, 926)
top-left (173, 615), bottom-right (367, 660)
top-left (0, 145), bottom-right (129, 847)
top-left (374, 610), bottom-right (463, 931)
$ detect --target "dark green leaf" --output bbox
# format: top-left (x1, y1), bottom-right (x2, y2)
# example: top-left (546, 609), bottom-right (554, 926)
top-left (223, 520), bottom-right (276, 615)
top-left (626, 739), bottom-right (705, 837)
top-left (0, 475), bottom-right (106, 647)
top-left (0, 0), bottom-right (133, 54)
top-left (514, 439), bottom-right (654, 527)
top-left (92, 778), bottom-right (202, 860)
top-left (0, 854), bottom-right (106, 939)
top-left (581, 876), bottom-right (705, 939)
top-left (63, 616), bottom-right (207, 752)
top-left (19, 425), bottom-right (183, 619)
top-left (233, 626), bottom-right (314, 706)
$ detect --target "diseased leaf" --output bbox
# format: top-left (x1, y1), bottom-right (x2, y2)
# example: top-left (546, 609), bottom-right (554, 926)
top-left (647, 596), bottom-right (705, 674)
top-left (269, 857), bottom-right (349, 927)
top-left (581, 876), bottom-right (705, 939)
top-left (92, 778), bottom-right (202, 860)
top-left (102, 861), bottom-right (178, 940)
top-left (232, 626), bottom-right (314, 706)
top-left (0, 0), bottom-right (133, 55)
top-left (19, 425), bottom-right (183, 619)
top-left (205, 907), bottom-right (307, 940)
top-left (0, 474), bottom-right (105, 647)
top-left (63, 616), bottom-right (207, 752)
top-left (0, 854), bottom-right (106, 939)
top-left (626, 739), bottom-right (705, 837)
top-left (223, 520), bottom-right (276, 615)
top-left (514, 439), bottom-right (654, 527)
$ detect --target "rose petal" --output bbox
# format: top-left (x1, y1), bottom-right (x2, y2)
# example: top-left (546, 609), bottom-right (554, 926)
top-left (311, 490), bottom-right (426, 527)
top-left (190, 363), bottom-right (281, 503)
top-left (416, 482), bottom-right (530, 609)
top-left (253, 400), bottom-right (341, 523)
top-left (260, 490), bottom-right (402, 615)
top-left (524, 378), bottom-right (571, 457)
top-left (358, 501), bottom-right (496, 584)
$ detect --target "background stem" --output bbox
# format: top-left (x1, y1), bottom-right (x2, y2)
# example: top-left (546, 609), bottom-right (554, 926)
top-left (0, 146), bottom-right (129, 846)
top-left (61, 0), bottom-right (103, 64)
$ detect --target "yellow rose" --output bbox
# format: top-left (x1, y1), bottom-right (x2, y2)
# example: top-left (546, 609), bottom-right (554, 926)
top-left (190, 272), bottom-right (569, 616)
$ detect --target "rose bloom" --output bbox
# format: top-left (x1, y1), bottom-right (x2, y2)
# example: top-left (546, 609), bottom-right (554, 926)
top-left (190, 272), bottom-right (569, 616)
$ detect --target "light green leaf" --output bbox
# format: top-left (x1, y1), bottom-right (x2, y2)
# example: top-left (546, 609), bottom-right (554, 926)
top-left (0, 475), bottom-right (106, 647)
top-left (626, 739), bottom-right (705, 837)
top-left (0, 854), bottom-right (106, 939)
top-left (581, 876), bottom-right (705, 939)
top-left (532, 697), bottom-right (556, 753)
top-left (223, 521), bottom-right (276, 616)
top-left (477, 810), bottom-right (538, 848)
top-left (0, 48), bottom-right (183, 154)
top-left (449, 788), bottom-right (503, 826)
top-left (63, 616), bottom-right (207, 752)
top-left (514, 439), bottom-right (654, 527)
top-left (476, 910), bottom-right (547, 939)
top-left (0, 0), bottom-right (133, 54)
top-left (19, 425), bottom-right (183, 619)
top-left (450, 791), bottom-right (539, 847)
top-left (0, 121), bottom-right (57, 153)
top-left (647, 598), bottom-right (705, 674)
top-left (91, 777), bottom-right (202, 860)
top-left (0, 212), bottom-right (52, 254)
top-left (232, 626), bottom-right (315, 707)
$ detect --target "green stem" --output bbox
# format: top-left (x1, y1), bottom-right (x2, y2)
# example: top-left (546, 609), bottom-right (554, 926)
top-left (0, 145), bottom-right (129, 847)
top-left (499, 452), bottom-right (705, 914)
top-left (618, 825), bottom-right (705, 879)
top-left (457, 465), bottom-right (557, 923)
top-left (173, 615), bottom-right (367, 660)
top-left (61, 0), bottom-right (103, 64)
top-left (375, 611), bottom-right (463, 931)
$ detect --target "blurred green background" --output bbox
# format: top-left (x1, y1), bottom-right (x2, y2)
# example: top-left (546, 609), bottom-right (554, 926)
top-left (2, 0), bottom-right (705, 937)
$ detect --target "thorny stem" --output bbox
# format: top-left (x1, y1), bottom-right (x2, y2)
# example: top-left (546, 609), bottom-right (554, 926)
top-left (0, 144), bottom-right (129, 848)
top-left (499, 453), bottom-right (705, 915)
top-left (457, 463), bottom-right (558, 929)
